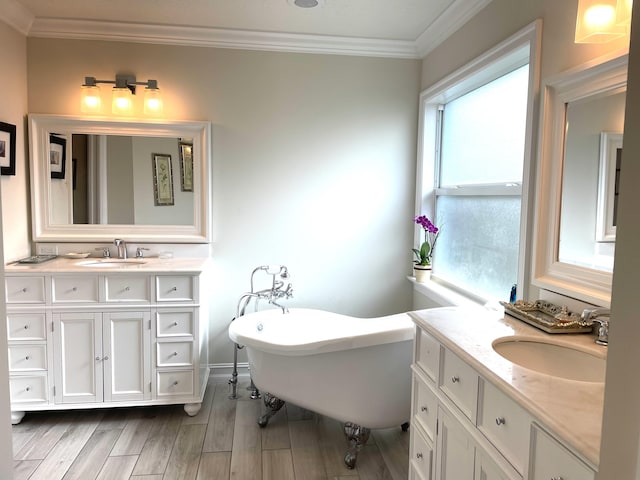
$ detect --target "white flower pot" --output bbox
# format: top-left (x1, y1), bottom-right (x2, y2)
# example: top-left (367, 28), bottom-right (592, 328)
top-left (414, 265), bottom-right (432, 283)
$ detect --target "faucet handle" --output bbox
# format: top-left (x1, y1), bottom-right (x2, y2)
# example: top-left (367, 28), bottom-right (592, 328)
top-left (136, 247), bottom-right (150, 258)
top-left (95, 247), bottom-right (111, 258)
top-left (591, 317), bottom-right (609, 346)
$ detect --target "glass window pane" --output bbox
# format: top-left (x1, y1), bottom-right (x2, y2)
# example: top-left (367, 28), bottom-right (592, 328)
top-left (440, 65), bottom-right (529, 186)
top-left (434, 195), bottom-right (521, 301)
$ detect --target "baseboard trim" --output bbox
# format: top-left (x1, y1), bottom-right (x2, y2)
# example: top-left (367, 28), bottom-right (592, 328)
top-left (209, 362), bottom-right (249, 381)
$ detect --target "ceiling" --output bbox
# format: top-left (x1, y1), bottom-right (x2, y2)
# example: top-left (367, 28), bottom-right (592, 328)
top-left (1, 0), bottom-right (491, 58)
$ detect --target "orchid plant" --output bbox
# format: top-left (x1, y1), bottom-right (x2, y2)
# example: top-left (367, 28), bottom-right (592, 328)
top-left (413, 215), bottom-right (440, 267)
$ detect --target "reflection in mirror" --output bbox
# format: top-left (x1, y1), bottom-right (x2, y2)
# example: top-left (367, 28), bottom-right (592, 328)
top-left (64, 134), bottom-right (194, 226)
top-left (29, 115), bottom-right (211, 243)
top-left (533, 53), bottom-right (627, 306)
top-left (558, 89), bottom-right (625, 272)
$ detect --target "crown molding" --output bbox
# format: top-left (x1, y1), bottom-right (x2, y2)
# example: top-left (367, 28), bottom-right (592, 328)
top-left (28, 18), bottom-right (420, 59)
top-left (415, 0), bottom-right (492, 58)
top-left (0, 0), bottom-right (34, 35)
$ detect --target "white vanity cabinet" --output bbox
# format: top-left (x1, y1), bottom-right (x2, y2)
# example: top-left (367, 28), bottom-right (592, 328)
top-left (410, 324), bottom-right (594, 480)
top-left (5, 259), bottom-right (210, 424)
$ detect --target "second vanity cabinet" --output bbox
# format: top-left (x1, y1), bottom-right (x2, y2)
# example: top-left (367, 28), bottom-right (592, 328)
top-left (410, 319), bottom-right (597, 480)
top-left (5, 258), bottom-right (210, 424)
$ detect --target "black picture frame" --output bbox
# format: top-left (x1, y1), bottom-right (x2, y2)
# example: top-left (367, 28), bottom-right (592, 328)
top-left (0, 121), bottom-right (17, 176)
top-left (49, 134), bottom-right (66, 179)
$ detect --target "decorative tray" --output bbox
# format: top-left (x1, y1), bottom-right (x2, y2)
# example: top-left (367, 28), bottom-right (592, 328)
top-left (500, 299), bottom-right (593, 334)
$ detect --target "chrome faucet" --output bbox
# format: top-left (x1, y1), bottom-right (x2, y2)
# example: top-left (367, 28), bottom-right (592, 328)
top-left (581, 308), bottom-right (610, 346)
top-left (114, 239), bottom-right (127, 259)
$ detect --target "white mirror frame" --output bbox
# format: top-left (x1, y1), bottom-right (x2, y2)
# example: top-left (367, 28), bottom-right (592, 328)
top-left (532, 52), bottom-right (627, 307)
top-left (29, 114), bottom-right (212, 243)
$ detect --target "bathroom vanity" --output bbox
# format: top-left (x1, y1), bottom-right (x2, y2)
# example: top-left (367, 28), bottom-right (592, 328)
top-left (4, 256), bottom-right (211, 424)
top-left (408, 307), bottom-right (605, 480)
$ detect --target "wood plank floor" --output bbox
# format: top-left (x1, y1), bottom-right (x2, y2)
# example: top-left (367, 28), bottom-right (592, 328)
top-left (12, 379), bottom-right (410, 480)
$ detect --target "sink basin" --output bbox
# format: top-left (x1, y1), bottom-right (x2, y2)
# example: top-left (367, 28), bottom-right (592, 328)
top-left (492, 336), bottom-right (606, 382)
top-left (76, 259), bottom-right (146, 268)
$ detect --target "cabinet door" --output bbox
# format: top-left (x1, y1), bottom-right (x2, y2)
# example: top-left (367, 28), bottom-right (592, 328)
top-left (435, 406), bottom-right (475, 480)
top-left (103, 311), bottom-right (151, 402)
top-left (475, 449), bottom-right (520, 480)
top-left (529, 424), bottom-right (595, 480)
top-left (53, 312), bottom-right (102, 403)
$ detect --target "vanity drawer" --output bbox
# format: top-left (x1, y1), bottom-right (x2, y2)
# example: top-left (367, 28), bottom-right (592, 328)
top-left (10, 375), bottom-right (48, 403)
top-left (7, 312), bottom-right (46, 341)
top-left (477, 378), bottom-right (531, 474)
top-left (156, 370), bottom-right (194, 397)
top-left (410, 423), bottom-right (433, 480)
top-left (52, 275), bottom-right (99, 303)
top-left (156, 276), bottom-right (195, 302)
top-left (415, 327), bottom-right (440, 383)
top-left (105, 275), bottom-right (150, 302)
top-left (156, 341), bottom-right (194, 367)
top-left (156, 309), bottom-right (195, 337)
top-left (439, 347), bottom-right (478, 421)
top-left (529, 424), bottom-right (595, 480)
top-left (6, 276), bottom-right (46, 304)
top-left (8, 345), bottom-right (47, 372)
top-left (412, 371), bottom-right (438, 441)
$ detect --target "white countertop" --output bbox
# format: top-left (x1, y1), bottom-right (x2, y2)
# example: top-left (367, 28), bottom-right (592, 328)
top-left (5, 256), bottom-right (211, 273)
top-left (409, 306), bottom-right (606, 468)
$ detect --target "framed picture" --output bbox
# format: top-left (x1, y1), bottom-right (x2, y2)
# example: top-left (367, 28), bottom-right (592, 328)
top-left (49, 135), bottom-right (66, 179)
top-left (596, 132), bottom-right (622, 243)
top-left (152, 153), bottom-right (174, 206)
top-left (0, 121), bottom-right (16, 176)
top-left (179, 140), bottom-right (194, 192)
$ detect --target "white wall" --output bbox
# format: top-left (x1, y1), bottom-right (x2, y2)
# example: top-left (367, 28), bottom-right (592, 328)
top-left (26, 40), bottom-right (421, 364)
top-left (0, 17), bottom-right (22, 480)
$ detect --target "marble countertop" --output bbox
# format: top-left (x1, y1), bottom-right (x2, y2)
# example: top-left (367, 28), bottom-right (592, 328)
top-left (5, 256), bottom-right (211, 273)
top-left (409, 306), bottom-right (606, 468)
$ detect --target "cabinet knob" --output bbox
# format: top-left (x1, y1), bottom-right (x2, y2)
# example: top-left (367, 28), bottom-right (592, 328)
top-left (451, 375), bottom-right (460, 383)
top-left (25, 386), bottom-right (30, 392)
top-left (103, 356), bottom-right (109, 361)
top-left (21, 287), bottom-right (27, 293)
top-left (416, 452), bottom-right (423, 459)
top-left (96, 356), bottom-right (101, 361)
top-left (124, 286), bottom-right (130, 292)
top-left (495, 417), bottom-right (506, 426)
top-left (170, 286), bottom-right (178, 292)
top-left (23, 324), bottom-right (29, 330)
top-left (172, 380), bottom-right (179, 386)
top-left (72, 287), bottom-right (77, 292)
top-left (173, 321), bottom-right (179, 327)
top-left (172, 351), bottom-right (178, 357)
top-left (420, 406), bottom-right (428, 413)
top-left (25, 355), bottom-right (30, 361)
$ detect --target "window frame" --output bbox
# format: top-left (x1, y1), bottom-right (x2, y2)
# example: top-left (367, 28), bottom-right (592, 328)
top-left (414, 20), bottom-right (542, 303)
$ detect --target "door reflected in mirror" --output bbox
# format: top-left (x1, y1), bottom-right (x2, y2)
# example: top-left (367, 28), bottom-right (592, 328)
top-left (65, 134), bottom-right (194, 226)
top-left (558, 89), bottom-right (625, 273)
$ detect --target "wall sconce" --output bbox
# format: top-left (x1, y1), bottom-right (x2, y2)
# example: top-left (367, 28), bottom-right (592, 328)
top-left (80, 74), bottom-right (163, 116)
top-left (575, 0), bottom-right (633, 43)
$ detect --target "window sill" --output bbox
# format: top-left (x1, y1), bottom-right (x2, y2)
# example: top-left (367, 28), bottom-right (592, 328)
top-left (408, 275), bottom-right (483, 308)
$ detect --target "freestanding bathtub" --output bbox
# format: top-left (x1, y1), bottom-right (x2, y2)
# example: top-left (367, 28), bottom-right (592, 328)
top-left (228, 307), bottom-right (414, 468)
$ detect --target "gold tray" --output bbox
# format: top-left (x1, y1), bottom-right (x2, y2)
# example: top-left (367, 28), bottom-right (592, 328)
top-left (500, 300), bottom-right (593, 334)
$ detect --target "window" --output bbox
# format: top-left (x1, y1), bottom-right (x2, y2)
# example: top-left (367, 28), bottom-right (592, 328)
top-left (416, 22), bottom-right (540, 303)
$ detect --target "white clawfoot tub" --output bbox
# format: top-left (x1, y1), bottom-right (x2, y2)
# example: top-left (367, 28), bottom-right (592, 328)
top-left (228, 308), bottom-right (414, 468)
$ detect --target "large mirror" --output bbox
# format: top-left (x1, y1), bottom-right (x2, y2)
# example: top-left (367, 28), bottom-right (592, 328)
top-left (29, 115), bottom-right (212, 243)
top-left (533, 53), bottom-right (627, 307)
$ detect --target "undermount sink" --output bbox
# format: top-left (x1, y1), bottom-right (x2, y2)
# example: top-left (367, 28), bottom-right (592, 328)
top-left (492, 336), bottom-right (606, 382)
top-left (76, 259), bottom-right (146, 268)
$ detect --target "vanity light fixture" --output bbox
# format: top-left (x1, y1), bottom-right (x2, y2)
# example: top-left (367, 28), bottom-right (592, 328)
top-left (80, 74), bottom-right (163, 116)
top-left (575, 0), bottom-right (633, 43)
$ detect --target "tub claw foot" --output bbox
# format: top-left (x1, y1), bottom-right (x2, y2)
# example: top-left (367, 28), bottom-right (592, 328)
top-left (258, 392), bottom-right (285, 428)
top-left (401, 422), bottom-right (409, 432)
top-left (343, 422), bottom-right (371, 469)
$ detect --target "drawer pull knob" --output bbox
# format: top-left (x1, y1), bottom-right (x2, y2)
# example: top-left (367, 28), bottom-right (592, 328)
top-left (171, 286), bottom-right (178, 292)
top-left (172, 351), bottom-right (178, 357)
top-left (495, 417), bottom-right (506, 426)
top-left (72, 287), bottom-right (77, 292)
top-left (25, 386), bottom-right (30, 392)
top-left (172, 380), bottom-right (179, 386)
top-left (24, 324), bottom-right (29, 330)
top-left (173, 321), bottom-right (179, 326)
top-left (103, 356), bottom-right (109, 361)
top-left (416, 452), bottom-right (423, 459)
top-left (451, 375), bottom-right (460, 383)
top-left (420, 406), bottom-right (428, 413)
top-left (21, 288), bottom-right (27, 293)
top-left (96, 356), bottom-right (101, 361)
top-left (124, 286), bottom-right (130, 292)
top-left (25, 356), bottom-right (30, 361)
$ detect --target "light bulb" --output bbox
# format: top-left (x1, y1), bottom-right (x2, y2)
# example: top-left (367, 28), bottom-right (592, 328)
top-left (112, 87), bottom-right (133, 115)
top-left (144, 87), bottom-right (163, 115)
top-left (80, 84), bottom-right (101, 113)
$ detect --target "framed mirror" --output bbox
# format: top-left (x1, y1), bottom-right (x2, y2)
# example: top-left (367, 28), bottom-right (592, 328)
top-left (29, 114), bottom-right (212, 243)
top-left (533, 52), bottom-right (627, 307)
